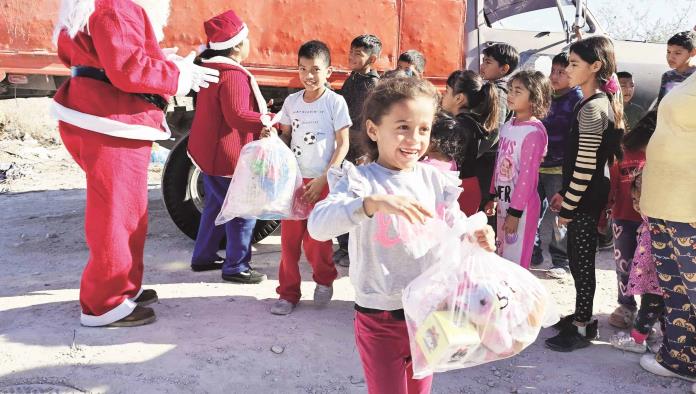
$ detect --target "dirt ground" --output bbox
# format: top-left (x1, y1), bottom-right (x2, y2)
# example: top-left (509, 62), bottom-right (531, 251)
top-left (0, 98), bottom-right (692, 394)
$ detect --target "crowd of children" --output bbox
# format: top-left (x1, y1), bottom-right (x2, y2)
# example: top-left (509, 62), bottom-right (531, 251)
top-left (182, 9), bottom-right (696, 392)
top-left (50, 0), bottom-right (696, 391)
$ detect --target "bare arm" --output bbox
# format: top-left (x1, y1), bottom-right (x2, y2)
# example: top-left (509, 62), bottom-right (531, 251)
top-left (325, 127), bottom-right (350, 175)
top-left (278, 123), bottom-right (292, 146)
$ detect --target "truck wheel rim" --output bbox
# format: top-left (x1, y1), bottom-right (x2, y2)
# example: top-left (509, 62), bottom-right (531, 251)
top-left (187, 166), bottom-right (205, 213)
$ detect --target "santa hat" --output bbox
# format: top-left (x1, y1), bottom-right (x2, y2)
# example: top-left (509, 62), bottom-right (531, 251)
top-left (204, 10), bottom-right (248, 51)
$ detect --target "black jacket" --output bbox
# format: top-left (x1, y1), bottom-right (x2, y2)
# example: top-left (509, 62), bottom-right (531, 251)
top-left (339, 70), bottom-right (380, 161)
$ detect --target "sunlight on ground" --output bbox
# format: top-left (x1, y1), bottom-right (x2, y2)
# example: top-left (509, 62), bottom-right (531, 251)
top-left (0, 339), bottom-right (176, 375)
top-left (0, 278), bottom-right (356, 313)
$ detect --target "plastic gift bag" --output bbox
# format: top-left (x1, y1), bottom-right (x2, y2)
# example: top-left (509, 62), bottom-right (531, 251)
top-left (215, 133), bottom-right (308, 224)
top-left (402, 213), bottom-right (559, 378)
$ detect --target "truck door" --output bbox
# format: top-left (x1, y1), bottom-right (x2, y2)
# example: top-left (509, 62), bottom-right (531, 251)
top-left (470, 0), bottom-right (593, 74)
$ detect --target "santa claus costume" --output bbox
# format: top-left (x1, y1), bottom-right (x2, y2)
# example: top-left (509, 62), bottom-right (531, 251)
top-left (51, 0), bottom-right (219, 327)
top-left (186, 10), bottom-right (269, 284)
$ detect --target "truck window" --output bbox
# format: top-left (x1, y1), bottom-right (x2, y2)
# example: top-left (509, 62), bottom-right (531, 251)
top-left (485, 0), bottom-right (591, 33)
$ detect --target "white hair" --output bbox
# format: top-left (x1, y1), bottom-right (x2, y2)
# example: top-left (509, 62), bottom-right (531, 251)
top-left (52, 0), bottom-right (171, 45)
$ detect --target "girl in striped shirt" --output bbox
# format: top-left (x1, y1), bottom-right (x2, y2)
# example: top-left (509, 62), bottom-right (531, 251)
top-left (546, 36), bottom-right (624, 352)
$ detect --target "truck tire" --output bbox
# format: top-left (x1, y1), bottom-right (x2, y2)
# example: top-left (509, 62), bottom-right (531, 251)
top-left (161, 135), bottom-right (279, 244)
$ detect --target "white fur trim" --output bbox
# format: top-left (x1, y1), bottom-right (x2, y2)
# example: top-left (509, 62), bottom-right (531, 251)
top-left (80, 298), bottom-right (136, 326)
top-left (51, 101), bottom-right (171, 141)
top-left (53, 0), bottom-right (95, 44)
top-left (201, 56), bottom-right (267, 115)
top-left (208, 24), bottom-right (249, 50)
top-left (129, 288), bottom-right (144, 301)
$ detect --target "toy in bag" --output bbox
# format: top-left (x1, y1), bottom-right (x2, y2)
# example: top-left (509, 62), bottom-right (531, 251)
top-left (402, 212), bottom-right (559, 378)
top-left (215, 131), bottom-right (310, 224)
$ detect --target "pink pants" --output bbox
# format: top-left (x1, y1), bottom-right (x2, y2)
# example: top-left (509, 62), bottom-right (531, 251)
top-left (60, 122), bottom-right (151, 325)
top-left (276, 178), bottom-right (336, 304)
top-left (354, 311), bottom-right (433, 394)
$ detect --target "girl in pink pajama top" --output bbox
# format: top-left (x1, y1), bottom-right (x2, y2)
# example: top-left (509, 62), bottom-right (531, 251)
top-left (485, 71), bottom-right (551, 268)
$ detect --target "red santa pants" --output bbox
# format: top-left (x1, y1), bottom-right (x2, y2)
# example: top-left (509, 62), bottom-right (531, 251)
top-left (355, 311), bottom-right (434, 394)
top-left (59, 122), bottom-right (151, 326)
top-left (276, 178), bottom-right (337, 304)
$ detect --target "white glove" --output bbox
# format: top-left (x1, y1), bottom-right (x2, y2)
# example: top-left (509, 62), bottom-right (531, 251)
top-left (173, 52), bottom-right (220, 96)
top-left (162, 47), bottom-right (183, 62)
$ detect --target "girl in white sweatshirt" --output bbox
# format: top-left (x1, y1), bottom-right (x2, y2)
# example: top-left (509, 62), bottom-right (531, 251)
top-left (308, 77), bottom-right (495, 394)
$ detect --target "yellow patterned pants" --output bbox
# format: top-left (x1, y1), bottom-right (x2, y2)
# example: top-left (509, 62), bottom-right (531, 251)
top-left (648, 218), bottom-right (696, 378)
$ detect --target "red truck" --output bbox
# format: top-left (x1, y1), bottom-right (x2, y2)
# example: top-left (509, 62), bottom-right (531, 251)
top-left (0, 0), bottom-right (666, 242)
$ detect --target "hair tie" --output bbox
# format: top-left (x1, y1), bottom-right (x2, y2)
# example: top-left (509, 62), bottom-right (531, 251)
top-left (602, 74), bottom-right (620, 95)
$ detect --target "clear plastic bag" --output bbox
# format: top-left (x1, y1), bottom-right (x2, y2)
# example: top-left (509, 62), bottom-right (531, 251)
top-left (402, 213), bottom-right (559, 378)
top-left (215, 134), bottom-right (307, 224)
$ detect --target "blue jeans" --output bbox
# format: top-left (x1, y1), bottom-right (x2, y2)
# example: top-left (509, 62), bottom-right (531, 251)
top-left (533, 173), bottom-right (569, 267)
top-left (191, 174), bottom-right (256, 275)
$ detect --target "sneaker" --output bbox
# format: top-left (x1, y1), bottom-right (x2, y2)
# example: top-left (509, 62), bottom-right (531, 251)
top-left (221, 269), bottom-right (267, 284)
top-left (191, 256), bottom-right (224, 272)
top-left (547, 267), bottom-right (569, 279)
top-left (610, 332), bottom-right (647, 353)
top-left (270, 299), bottom-right (295, 315)
top-left (609, 305), bottom-right (636, 329)
top-left (640, 354), bottom-right (696, 382)
top-left (545, 324), bottom-right (591, 352)
top-left (313, 284), bottom-right (333, 306)
top-left (133, 289), bottom-right (158, 307)
top-left (333, 248), bottom-right (350, 267)
top-left (106, 306), bottom-right (156, 327)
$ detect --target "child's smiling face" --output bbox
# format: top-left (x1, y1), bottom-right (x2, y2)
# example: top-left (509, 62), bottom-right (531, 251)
top-left (298, 56), bottom-right (332, 92)
top-left (366, 97), bottom-right (436, 171)
top-left (348, 46), bottom-right (373, 72)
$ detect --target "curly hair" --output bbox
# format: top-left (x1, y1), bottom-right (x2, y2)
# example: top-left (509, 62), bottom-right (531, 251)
top-left (508, 70), bottom-right (552, 119)
top-left (429, 112), bottom-right (462, 159)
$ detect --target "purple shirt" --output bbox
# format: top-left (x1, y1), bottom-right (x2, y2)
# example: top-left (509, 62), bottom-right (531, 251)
top-left (540, 87), bottom-right (583, 168)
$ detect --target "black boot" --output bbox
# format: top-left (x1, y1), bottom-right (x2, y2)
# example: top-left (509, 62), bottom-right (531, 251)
top-left (551, 314), bottom-right (575, 331)
top-left (546, 320), bottom-right (598, 352)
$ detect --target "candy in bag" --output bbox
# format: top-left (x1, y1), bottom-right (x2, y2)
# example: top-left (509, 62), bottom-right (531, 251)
top-left (402, 213), bottom-right (559, 378)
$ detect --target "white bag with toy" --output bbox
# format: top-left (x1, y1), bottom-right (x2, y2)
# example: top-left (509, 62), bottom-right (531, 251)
top-left (402, 213), bottom-right (559, 378)
top-left (215, 133), bottom-right (310, 224)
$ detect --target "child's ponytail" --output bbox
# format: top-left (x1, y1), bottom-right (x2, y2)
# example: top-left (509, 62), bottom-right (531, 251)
top-left (445, 70), bottom-right (500, 133)
top-left (477, 82), bottom-right (501, 132)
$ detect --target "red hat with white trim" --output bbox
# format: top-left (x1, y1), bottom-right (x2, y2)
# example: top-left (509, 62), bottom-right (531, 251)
top-left (204, 10), bottom-right (248, 50)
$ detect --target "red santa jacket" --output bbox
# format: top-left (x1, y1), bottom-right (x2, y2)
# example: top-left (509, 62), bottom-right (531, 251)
top-left (187, 59), bottom-right (266, 177)
top-left (51, 0), bottom-right (179, 141)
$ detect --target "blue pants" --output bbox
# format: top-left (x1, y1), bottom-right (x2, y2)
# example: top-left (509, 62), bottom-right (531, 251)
top-left (649, 218), bottom-right (696, 378)
top-left (191, 174), bottom-right (256, 275)
top-left (533, 173), bottom-right (569, 267)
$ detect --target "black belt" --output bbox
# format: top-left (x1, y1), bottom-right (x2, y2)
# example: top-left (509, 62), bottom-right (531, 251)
top-left (355, 304), bottom-right (405, 321)
top-left (70, 66), bottom-right (169, 112)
